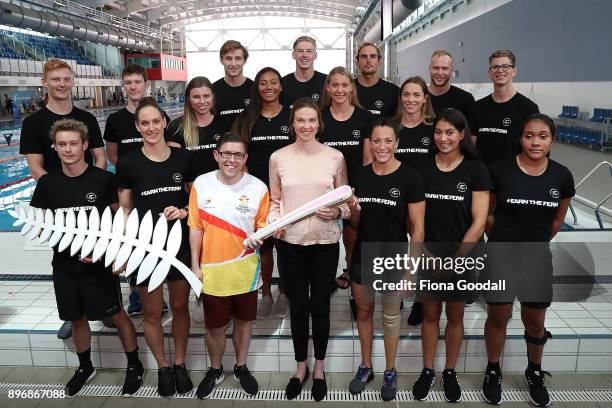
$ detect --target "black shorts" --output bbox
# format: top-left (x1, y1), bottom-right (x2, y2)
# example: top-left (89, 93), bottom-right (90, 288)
top-left (136, 250), bottom-right (190, 287)
top-left (53, 262), bottom-right (122, 322)
top-left (482, 243), bottom-right (553, 306)
top-left (487, 301), bottom-right (551, 309)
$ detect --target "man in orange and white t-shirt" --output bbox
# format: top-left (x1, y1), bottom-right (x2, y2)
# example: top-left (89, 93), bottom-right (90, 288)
top-left (188, 132), bottom-right (269, 399)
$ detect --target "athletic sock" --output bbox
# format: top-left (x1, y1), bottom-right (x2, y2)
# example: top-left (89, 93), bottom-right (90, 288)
top-left (125, 347), bottom-right (140, 366)
top-left (77, 348), bottom-right (93, 370)
top-left (527, 360), bottom-right (542, 372)
top-left (486, 361), bottom-right (501, 374)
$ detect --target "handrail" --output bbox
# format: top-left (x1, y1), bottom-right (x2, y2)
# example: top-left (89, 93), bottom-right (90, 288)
top-left (569, 161), bottom-right (612, 228)
top-left (17, 0), bottom-right (174, 42)
top-left (574, 161), bottom-right (612, 189)
top-left (594, 192), bottom-right (612, 229)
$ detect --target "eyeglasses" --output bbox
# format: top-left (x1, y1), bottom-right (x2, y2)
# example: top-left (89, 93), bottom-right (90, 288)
top-left (217, 151), bottom-right (246, 159)
top-left (489, 64), bottom-right (514, 72)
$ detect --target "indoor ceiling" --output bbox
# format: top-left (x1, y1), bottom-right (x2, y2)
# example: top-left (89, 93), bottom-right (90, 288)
top-left (84, 0), bottom-right (369, 30)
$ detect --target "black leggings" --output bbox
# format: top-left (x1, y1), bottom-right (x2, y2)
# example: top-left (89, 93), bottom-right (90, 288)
top-left (276, 240), bottom-right (339, 361)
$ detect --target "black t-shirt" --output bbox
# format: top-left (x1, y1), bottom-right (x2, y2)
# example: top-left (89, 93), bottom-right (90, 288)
top-left (430, 85), bottom-right (475, 117)
top-left (165, 115), bottom-right (229, 177)
top-left (212, 77), bottom-right (253, 126)
top-left (115, 147), bottom-right (196, 253)
top-left (468, 93), bottom-right (539, 167)
top-left (354, 163), bottom-right (425, 243)
top-left (19, 106), bottom-right (104, 172)
top-left (103, 107), bottom-right (171, 160)
top-left (30, 165), bottom-right (118, 268)
top-left (355, 79), bottom-right (399, 118)
top-left (421, 157), bottom-right (492, 243)
top-left (396, 122), bottom-right (433, 174)
top-left (281, 71), bottom-right (327, 108)
top-left (243, 106), bottom-right (292, 186)
top-left (321, 106), bottom-right (373, 183)
top-left (489, 157), bottom-right (575, 242)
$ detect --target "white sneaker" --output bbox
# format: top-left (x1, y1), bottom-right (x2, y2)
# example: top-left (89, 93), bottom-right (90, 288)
top-left (271, 293), bottom-right (289, 318)
top-left (257, 295), bottom-right (273, 319)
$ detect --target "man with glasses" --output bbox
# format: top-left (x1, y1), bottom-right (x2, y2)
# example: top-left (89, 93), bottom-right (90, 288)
top-left (188, 132), bottom-right (269, 399)
top-left (467, 49), bottom-right (539, 167)
top-left (428, 50), bottom-right (475, 116)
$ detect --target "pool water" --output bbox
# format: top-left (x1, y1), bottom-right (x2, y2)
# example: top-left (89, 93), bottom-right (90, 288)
top-left (0, 105), bottom-right (182, 231)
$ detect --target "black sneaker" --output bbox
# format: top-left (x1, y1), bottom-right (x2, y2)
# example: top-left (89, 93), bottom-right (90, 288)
top-left (65, 366), bottom-right (96, 397)
top-left (442, 368), bottom-right (462, 402)
top-left (173, 363), bottom-right (194, 394)
top-left (525, 367), bottom-right (551, 407)
top-left (196, 366), bottom-right (225, 399)
top-left (122, 361), bottom-right (144, 396)
top-left (482, 367), bottom-right (502, 405)
top-left (349, 364), bottom-right (374, 395)
top-left (381, 368), bottom-right (397, 401)
top-left (412, 368), bottom-right (435, 401)
top-left (234, 364), bottom-right (258, 395)
top-left (57, 321), bottom-right (72, 339)
top-left (157, 366), bottom-right (175, 397)
top-left (408, 302), bottom-right (423, 326)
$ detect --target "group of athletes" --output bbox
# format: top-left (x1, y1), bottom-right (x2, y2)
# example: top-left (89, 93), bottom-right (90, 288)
top-left (18, 35), bottom-right (574, 406)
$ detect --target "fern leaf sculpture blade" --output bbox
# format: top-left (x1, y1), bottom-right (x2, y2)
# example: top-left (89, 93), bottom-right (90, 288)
top-left (80, 207), bottom-right (100, 258)
top-left (48, 210), bottom-right (65, 248)
top-left (58, 209), bottom-right (76, 253)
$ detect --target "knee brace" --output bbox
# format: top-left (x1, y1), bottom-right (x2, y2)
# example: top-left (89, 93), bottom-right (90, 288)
top-left (382, 296), bottom-right (402, 338)
top-left (524, 329), bottom-right (552, 346)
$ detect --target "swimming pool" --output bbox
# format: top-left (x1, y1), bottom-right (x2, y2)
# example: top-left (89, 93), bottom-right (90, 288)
top-left (0, 104), bottom-right (182, 231)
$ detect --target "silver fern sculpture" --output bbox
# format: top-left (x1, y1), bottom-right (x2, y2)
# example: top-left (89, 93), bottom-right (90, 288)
top-left (9, 206), bottom-right (202, 295)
